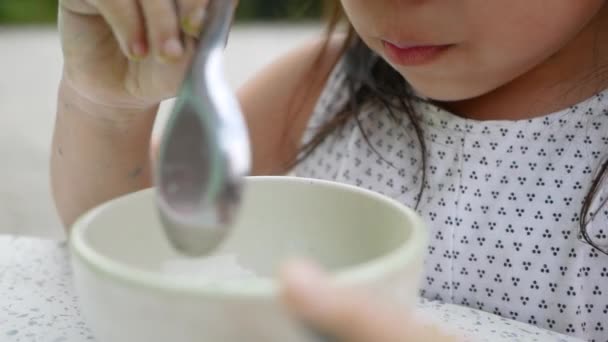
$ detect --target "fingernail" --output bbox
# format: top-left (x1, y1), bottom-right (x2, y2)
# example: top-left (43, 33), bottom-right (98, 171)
top-left (130, 41), bottom-right (147, 61)
top-left (282, 262), bottom-right (337, 321)
top-left (282, 261), bottom-right (328, 302)
top-left (182, 7), bottom-right (206, 36)
top-left (160, 38), bottom-right (184, 63)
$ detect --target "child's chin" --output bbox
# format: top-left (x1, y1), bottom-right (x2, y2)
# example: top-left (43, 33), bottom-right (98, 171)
top-left (405, 79), bottom-right (499, 103)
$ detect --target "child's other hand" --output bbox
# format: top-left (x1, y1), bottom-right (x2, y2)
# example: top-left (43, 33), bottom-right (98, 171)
top-left (58, 0), bottom-right (210, 111)
top-left (281, 260), bottom-right (463, 342)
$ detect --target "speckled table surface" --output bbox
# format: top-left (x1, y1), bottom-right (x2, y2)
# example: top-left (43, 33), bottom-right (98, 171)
top-left (0, 236), bottom-right (583, 342)
top-left (0, 236), bottom-right (92, 341)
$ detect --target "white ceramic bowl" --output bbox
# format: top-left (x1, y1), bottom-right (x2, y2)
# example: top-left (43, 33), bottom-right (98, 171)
top-left (70, 176), bottom-right (427, 342)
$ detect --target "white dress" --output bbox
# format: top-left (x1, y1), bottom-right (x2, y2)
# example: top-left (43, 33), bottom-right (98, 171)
top-left (295, 58), bottom-right (608, 342)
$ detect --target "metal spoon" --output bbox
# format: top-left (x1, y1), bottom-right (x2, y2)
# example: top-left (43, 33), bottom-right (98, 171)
top-left (155, 0), bottom-right (250, 256)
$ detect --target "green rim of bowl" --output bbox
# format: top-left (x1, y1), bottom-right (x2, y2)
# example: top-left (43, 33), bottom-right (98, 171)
top-left (70, 176), bottom-right (428, 298)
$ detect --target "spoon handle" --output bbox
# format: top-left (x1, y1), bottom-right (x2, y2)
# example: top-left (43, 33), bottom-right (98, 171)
top-left (189, 0), bottom-right (238, 78)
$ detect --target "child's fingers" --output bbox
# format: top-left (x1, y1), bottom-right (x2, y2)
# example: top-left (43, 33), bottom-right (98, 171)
top-left (178, 0), bottom-right (209, 37)
top-left (280, 260), bottom-right (462, 342)
top-left (88, 0), bottom-right (147, 60)
top-left (59, 0), bottom-right (99, 15)
top-left (139, 0), bottom-right (184, 63)
top-left (280, 261), bottom-right (401, 342)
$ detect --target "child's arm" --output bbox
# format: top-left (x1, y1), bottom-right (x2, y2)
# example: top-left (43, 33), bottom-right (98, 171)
top-left (51, 81), bottom-right (157, 229)
top-left (53, 0), bottom-right (200, 227)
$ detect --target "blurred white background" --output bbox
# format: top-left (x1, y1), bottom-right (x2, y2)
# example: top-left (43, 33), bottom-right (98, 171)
top-left (0, 24), bottom-right (320, 239)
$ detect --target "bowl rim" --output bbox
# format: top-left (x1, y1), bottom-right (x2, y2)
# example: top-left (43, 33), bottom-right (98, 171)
top-left (70, 176), bottom-right (427, 298)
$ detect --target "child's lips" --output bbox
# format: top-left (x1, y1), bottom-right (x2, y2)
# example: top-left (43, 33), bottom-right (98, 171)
top-left (382, 40), bottom-right (452, 66)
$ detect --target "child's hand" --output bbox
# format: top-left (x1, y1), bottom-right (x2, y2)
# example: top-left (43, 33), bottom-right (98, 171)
top-left (58, 0), bottom-right (210, 111)
top-left (281, 260), bottom-right (463, 342)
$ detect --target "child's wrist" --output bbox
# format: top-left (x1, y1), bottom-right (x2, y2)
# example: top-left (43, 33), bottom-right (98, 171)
top-left (58, 77), bottom-right (159, 129)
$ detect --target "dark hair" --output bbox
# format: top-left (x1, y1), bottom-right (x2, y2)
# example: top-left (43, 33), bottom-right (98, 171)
top-left (298, 2), bottom-right (608, 255)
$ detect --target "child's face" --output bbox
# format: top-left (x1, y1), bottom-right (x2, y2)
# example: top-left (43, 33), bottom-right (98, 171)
top-left (341, 0), bottom-right (606, 101)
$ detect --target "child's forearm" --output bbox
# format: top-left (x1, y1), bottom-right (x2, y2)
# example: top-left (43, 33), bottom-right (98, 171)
top-left (51, 79), bottom-right (158, 230)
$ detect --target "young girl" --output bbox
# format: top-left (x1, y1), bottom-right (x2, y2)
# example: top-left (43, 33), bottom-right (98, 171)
top-left (54, 0), bottom-right (608, 341)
